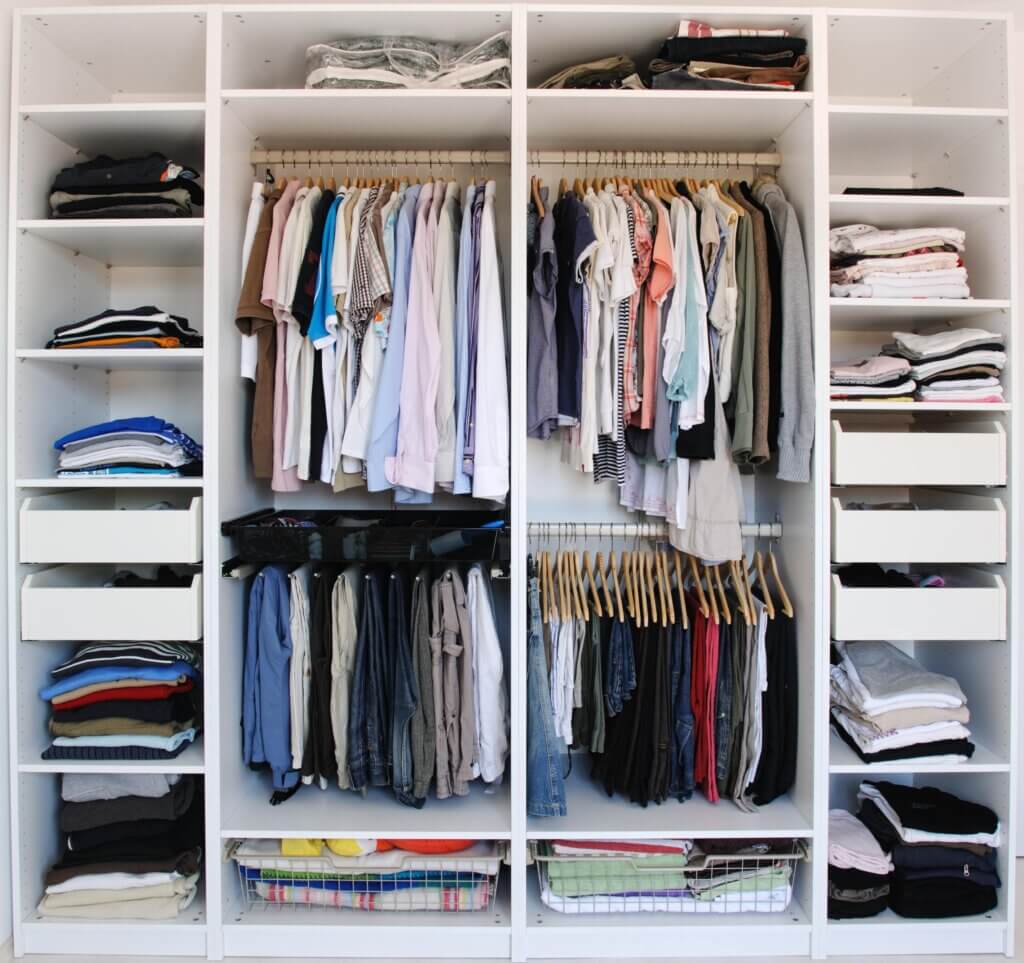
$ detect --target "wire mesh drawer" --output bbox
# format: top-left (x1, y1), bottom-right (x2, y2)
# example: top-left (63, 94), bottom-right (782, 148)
top-left (229, 839), bottom-right (506, 913)
top-left (530, 839), bottom-right (807, 914)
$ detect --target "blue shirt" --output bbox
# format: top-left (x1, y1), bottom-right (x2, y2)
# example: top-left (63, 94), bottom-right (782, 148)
top-left (308, 193), bottom-right (344, 348)
top-left (40, 661), bottom-right (197, 701)
top-left (365, 185), bottom-right (421, 494)
top-left (54, 416), bottom-right (202, 461)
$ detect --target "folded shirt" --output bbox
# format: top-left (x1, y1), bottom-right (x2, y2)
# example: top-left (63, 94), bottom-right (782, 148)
top-left (49, 717), bottom-right (196, 739)
top-left (830, 682), bottom-right (970, 732)
top-left (831, 251), bottom-right (962, 284)
top-left (41, 874), bottom-right (198, 909)
top-left (41, 663), bottom-right (199, 702)
top-left (50, 187), bottom-right (194, 219)
top-left (49, 729), bottom-right (198, 752)
top-left (859, 781), bottom-right (1001, 846)
top-left (829, 355), bottom-right (912, 385)
top-left (61, 772), bottom-right (182, 803)
top-left (52, 154), bottom-right (202, 198)
top-left (828, 810), bottom-right (894, 875)
top-left (550, 839), bottom-right (693, 857)
top-left (57, 465), bottom-right (191, 478)
top-left (886, 327), bottom-right (1002, 361)
top-left (37, 886), bottom-right (198, 920)
top-left (52, 642), bottom-right (200, 679)
top-left (58, 442), bottom-right (194, 471)
top-left (53, 677), bottom-right (192, 707)
top-left (831, 705), bottom-right (971, 753)
top-left (832, 280), bottom-right (971, 300)
top-left (54, 416), bottom-right (203, 462)
top-left (830, 224), bottom-right (966, 256)
top-left (908, 349), bottom-right (1006, 381)
top-left (61, 777), bottom-right (195, 832)
top-left (47, 306), bottom-right (202, 350)
top-left (830, 378), bottom-right (916, 398)
top-left (832, 719), bottom-right (974, 766)
top-left (53, 693), bottom-right (196, 726)
top-left (650, 56), bottom-right (808, 91)
top-left (677, 19), bottom-right (791, 38)
top-left (659, 34), bottom-right (807, 65)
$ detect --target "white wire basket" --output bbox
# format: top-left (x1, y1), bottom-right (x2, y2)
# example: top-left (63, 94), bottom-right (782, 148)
top-left (228, 839), bottom-right (506, 913)
top-left (530, 839), bottom-right (807, 915)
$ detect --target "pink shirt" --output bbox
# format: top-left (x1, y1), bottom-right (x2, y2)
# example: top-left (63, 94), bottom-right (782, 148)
top-left (261, 180), bottom-right (301, 493)
top-left (386, 182), bottom-right (440, 493)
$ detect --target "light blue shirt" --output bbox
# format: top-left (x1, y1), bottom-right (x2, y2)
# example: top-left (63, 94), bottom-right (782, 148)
top-left (365, 184), bottom-right (424, 496)
top-left (451, 183), bottom-right (477, 495)
top-left (308, 193), bottom-right (344, 348)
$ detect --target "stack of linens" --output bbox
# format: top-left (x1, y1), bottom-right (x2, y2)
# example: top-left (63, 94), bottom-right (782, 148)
top-left (53, 416), bottom-right (203, 478)
top-left (829, 355), bottom-right (914, 400)
top-left (882, 328), bottom-right (1006, 403)
top-left (46, 307), bottom-right (202, 351)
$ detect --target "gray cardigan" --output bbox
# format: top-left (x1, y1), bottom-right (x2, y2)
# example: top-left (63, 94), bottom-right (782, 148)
top-left (754, 181), bottom-right (814, 483)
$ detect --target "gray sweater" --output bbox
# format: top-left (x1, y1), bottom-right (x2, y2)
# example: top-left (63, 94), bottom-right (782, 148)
top-left (754, 181), bottom-right (814, 483)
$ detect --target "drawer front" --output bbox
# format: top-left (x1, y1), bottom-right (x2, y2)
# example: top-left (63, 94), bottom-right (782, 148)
top-left (21, 577), bottom-right (202, 641)
top-left (831, 583), bottom-right (1006, 641)
top-left (831, 506), bottom-right (1006, 564)
top-left (20, 496), bottom-right (203, 564)
top-left (831, 425), bottom-right (1006, 487)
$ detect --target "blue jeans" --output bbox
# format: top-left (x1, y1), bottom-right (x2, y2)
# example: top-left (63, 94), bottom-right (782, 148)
top-left (670, 621), bottom-right (695, 801)
top-left (604, 618), bottom-right (637, 717)
top-left (526, 574), bottom-right (567, 817)
top-left (389, 571), bottom-right (422, 808)
top-left (348, 570), bottom-right (388, 790)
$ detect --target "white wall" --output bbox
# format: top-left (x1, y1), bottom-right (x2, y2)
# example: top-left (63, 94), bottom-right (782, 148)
top-left (0, 3), bottom-right (1018, 949)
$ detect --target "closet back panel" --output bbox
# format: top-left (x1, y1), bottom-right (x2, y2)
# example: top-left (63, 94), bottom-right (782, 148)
top-left (827, 14), bottom-right (1007, 109)
top-left (524, 8), bottom-right (813, 89)
top-left (220, 6), bottom-right (514, 91)
top-left (17, 10), bottom-right (207, 104)
top-left (16, 774), bottom-right (62, 923)
top-left (15, 639), bottom-right (76, 772)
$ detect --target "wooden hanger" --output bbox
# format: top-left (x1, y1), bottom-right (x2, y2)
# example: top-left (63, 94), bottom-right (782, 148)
top-left (713, 565), bottom-right (732, 625)
top-left (645, 553), bottom-right (662, 627)
top-left (531, 176), bottom-right (546, 219)
top-left (607, 551), bottom-right (625, 623)
top-left (595, 551), bottom-right (613, 616)
top-left (658, 550), bottom-right (675, 626)
top-left (275, 175), bottom-right (287, 192)
top-left (539, 551), bottom-right (550, 625)
top-left (673, 550), bottom-right (689, 630)
top-left (752, 550), bottom-right (776, 620)
top-left (768, 546), bottom-right (794, 618)
top-left (632, 551), bottom-right (647, 628)
top-left (546, 551), bottom-right (560, 623)
top-left (642, 552), bottom-right (655, 628)
top-left (729, 559), bottom-right (753, 627)
top-left (703, 564), bottom-right (720, 625)
top-left (687, 554), bottom-right (710, 618)
top-left (652, 553), bottom-right (666, 627)
top-left (554, 550), bottom-right (567, 621)
top-left (620, 550), bottom-right (636, 621)
top-left (571, 549), bottom-right (589, 621)
top-left (584, 551), bottom-right (603, 618)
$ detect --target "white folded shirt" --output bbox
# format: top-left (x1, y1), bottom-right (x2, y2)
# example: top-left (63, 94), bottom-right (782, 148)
top-left (830, 224), bottom-right (966, 255)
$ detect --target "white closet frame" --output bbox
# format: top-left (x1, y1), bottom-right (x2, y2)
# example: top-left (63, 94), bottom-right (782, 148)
top-left (4, 4), bottom-right (1016, 961)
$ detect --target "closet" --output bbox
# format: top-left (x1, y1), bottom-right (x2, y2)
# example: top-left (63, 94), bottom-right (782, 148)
top-left (4, 4), bottom-right (1016, 962)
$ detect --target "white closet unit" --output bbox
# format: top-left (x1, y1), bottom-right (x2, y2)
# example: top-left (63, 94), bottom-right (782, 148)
top-left (3, 5), bottom-right (1016, 962)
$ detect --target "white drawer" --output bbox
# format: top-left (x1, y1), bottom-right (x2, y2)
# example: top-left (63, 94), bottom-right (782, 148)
top-left (19, 492), bottom-right (202, 564)
top-left (831, 493), bottom-right (1007, 564)
top-left (831, 570), bottom-right (1005, 641)
top-left (831, 420), bottom-right (1006, 486)
top-left (21, 565), bottom-right (202, 641)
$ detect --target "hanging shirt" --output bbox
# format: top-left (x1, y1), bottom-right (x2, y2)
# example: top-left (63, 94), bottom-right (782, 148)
top-left (386, 181), bottom-right (440, 493)
top-left (471, 180), bottom-right (510, 502)
top-left (287, 563), bottom-right (313, 770)
top-left (365, 184), bottom-right (423, 494)
top-left (239, 182), bottom-right (265, 381)
top-left (450, 183), bottom-right (477, 496)
top-left (526, 187), bottom-right (559, 441)
top-left (462, 187), bottom-right (487, 478)
top-left (434, 182), bottom-right (462, 490)
top-left (671, 198), bottom-right (711, 432)
top-left (466, 565), bottom-right (508, 784)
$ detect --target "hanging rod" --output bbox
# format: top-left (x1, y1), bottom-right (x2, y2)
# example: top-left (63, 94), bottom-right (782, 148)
top-left (250, 148), bottom-right (510, 166)
top-left (528, 521), bottom-right (782, 539)
top-left (529, 149), bottom-right (781, 168)
top-left (249, 148), bottom-right (782, 169)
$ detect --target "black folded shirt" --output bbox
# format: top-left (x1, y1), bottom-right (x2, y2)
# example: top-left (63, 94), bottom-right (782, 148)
top-left (659, 34), bottom-right (807, 67)
top-left (52, 691), bottom-right (197, 726)
top-left (831, 715), bottom-right (975, 765)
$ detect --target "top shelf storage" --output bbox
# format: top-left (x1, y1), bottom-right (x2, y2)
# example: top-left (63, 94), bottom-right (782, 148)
top-left (17, 8), bottom-right (207, 105)
top-left (828, 12), bottom-right (1008, 110)
top-left (220, 5), bottom-right (512, 90)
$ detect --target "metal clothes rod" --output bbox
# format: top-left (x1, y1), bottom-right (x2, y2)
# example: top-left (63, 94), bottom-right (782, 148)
top-left (528, 521), bottom-right (782, 539)
top-left (249, 149), bottom-right (782, 168)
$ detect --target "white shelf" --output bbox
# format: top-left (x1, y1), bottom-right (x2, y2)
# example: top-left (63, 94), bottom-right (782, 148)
top-left (20, 738), bottom-right (204, 775)
top-left (222, 89), bottom-right (512, 151)
top-left (828, 730), bottom-right (1008, 775)
top-left (526, 90), bottom-right (812, 152)
top-left (830, 401), bottom-right (1010, 413)
top-left (829, 194), bottom-right (1010, 229)
top-left (823, 909), bottom-right (1007, 957)
top-left (16, 348), bottom-right (203, 371)
top-left (16, 219), bottom-right (204, 267)
top-left (829, 297), bottom-right (1011, 329)
top-left (526, 766), bottom-right (813, 840)
top-left (19, 102), bottom-right (204, 158)
top-left (16, 477), bottom-right (203, 489)
top-left (221, 774), bottom-right (511, 840)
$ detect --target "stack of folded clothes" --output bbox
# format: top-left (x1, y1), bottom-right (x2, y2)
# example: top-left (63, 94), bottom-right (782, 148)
top-left (830, 355), bottom-right (915, 400)
top-left (38, 773), bottom-right (202, 920)
top-left (49, 153), bottom-right (202, 220)
top-left (538, 55), bottom-right (644, 89)
top-left (857, 780), bottom-right (1001, 919)
top-left (231, 838), bottom-right (502, 911)
top-left (830, 225), bottom-right (968, 299)
top-left (882, 328), bottom-right (1006, 404)
top-left (46, 307), bottom-right (203, 351)
top-left (830, 640), bottom-right (974, 765)
top-left (650, 19), bottom-right (809, 91)
top-left (53, 416), bottom-right (203, 478)
top-left (828, 809), bottom-right (893, 919)
top-left (536, 839), bottom-right (798, 914)
top-left (40, 641), bottom-right (201, 761)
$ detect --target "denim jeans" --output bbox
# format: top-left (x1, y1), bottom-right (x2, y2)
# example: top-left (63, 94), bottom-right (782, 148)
top-left (348, 569), bottom-right (385, 790)
top-left (527, 574), bottom-right (567, 817)
top-left (714, 620), bottom-right (734, 790)
top-left (669, 621), bottom-right (695, 801)
top-left (389, 571), bottom-right (422, 808)
top-left (603, 618), bottom-right (637, 717)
